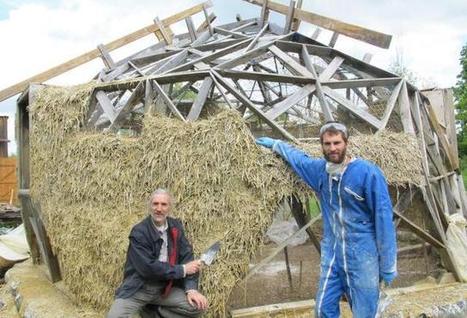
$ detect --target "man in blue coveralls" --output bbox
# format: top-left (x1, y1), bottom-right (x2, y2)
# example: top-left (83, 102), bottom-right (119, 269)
top-left (256, 121), bottom-right (397, 318)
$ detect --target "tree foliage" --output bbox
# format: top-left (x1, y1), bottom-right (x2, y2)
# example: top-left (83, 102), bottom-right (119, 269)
top-left (389, 50), bottom-right (418, 86)
top-left (454, 44), bottom-right (467, 157)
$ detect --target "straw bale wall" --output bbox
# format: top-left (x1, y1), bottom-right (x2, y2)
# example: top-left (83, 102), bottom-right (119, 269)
top-left (28, 84), bottom-right (422, 316)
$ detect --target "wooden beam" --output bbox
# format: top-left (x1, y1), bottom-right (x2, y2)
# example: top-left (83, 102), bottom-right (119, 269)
top-left (311, 28), bottom-right (321, 40)
top-left (28, 197), bottom-right (62, 282)
top-left (187, 77), bottom-right (213, 121)
top-left (218, 69), bottom-right (312, 85)
top-left (231, 300), bottom-right (315, 317)
top-left (301, 45), bottom-right (333, 121)
top-left (322, 86), bottom-right (382, 129)
top-left (171, 38), bottom-right (251, 73)
top-left (153, 17), bottom-right (173, 45)
top-left (202, 4), bottom-right (214, 36)
top-left (260, 0), bottom-right (270, 27)
top-left (329, 32), bottom-right (339, 47)
top-left (0, 1), bottom-right (213, 102)
top-left (283, 0), bottom-right (296, 34)
top-left (152, 80), bottom-right (187, 122)
top-left (96, 91), bottom-right (117, 123)
top-left (97, 44), bottom-right (115, 70)
top-left (242, 0), bottom-right (392, 48)
top-left (245, 22), bottom-right (269, 52)
top-left (214, 27), bottom-right (249, 39)
top-left (185, 16), bottom-right (198, 42)
top-left (109, 82), bottom-right (145, 131)
top-left (211, 70), bottom-right (297, 142)
top-left (394, 209), bottom-right (444, 249)
top-left (313, 55), bottom-right (344, 80)
top-left (265, 85), bottom-right (315, 120)
top-left (425, 101), bottom-right (459, 170)
top-left (269, 45), bottom-right (313, 77)
top-left (377, 80), bottom-right (403, 132)
top-left (399, 81), bottom-right (415, 134)
top-left (290, 0), bottom-right (303, 31)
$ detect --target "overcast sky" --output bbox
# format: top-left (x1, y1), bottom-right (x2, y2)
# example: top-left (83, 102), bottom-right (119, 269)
top-left (0, 0), bottom-right (466, 154)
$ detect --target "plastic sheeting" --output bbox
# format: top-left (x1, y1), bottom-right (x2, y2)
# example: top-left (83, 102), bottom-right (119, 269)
top-left (0, 224), bottom-right (29, 262)
top-left (446, 213), bottom-right (467, 282)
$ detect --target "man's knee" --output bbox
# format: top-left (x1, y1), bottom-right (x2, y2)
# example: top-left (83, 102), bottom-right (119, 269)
top-left (107, 298), bottom-right (141, 318)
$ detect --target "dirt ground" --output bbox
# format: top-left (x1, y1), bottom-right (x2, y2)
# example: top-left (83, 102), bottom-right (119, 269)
top-left (228, 240), bottom-right (440, 310)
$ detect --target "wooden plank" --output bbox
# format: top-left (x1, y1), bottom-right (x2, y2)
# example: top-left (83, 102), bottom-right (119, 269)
top-left (329, 32), bottom-right (339, 47)
top-left (202, 4), bottom-right (214, 35)
top-left (214, 27), bottom-right (249, 39)
top-left (363, 53), bottom-right (373, 63)
top-left (152, 80), bottom-right (187, 122)
top-left (265, 84), bottom-right (315, 120)
top-left (321, 77), bottom-right (401, 89)
top-left (377, 80), bottom-right (403, 132)
top-left (96, 91), bottom-right (117, 123)
top-left (231, 300), bottom-right (315, 317)
top-left (18, 190), bottom-right (40, 264)
top-left (215, 41), bottom-right (273, 70)
top-left (290, 0), bottom-right (303, 31)
top-left (153, 17), bottom-right (172, 45)
top-left (218, 70), bottom-right (311, 85)
top-left (170, 39), bottom-right (251, 73)
top-left (283, 0), bottom-right (296, 34)
top-left (311, 28), bottom-right (321, 40)
top-left (322, 86), bottom-right (382, 129)
top-left (242, 0), bottom-right (392, 48)
top-left (185, 16), bottom-right (198, 42)
top-left (151, 49), bottom-right (190, 75)
top-left (211, 70), bottom-right (297, 142)
top-left (399, 81), bottom-right (415, 134)
top-left (315, 55), bottom-right (344, 80)
top-left (260, 0), bottom-right (270, 27)
top-left (187, 77), bottom-right (213, 121)
top-left (301, 45), bottom-right (334, 121)
top-left (28, 198), bottom-right (62, 282)
top-left (269, 45), bottom-right (313, 77)
top-left (425, 102), bottom-right (459, 170)
top-left (109, 82), bottom-right (145, 130)
top-left (245, 22), bottom-right (269, 52)
top-left (97, 44), bottom-right (115, 70)
top-left (0, 1), bottom-right (212, 102)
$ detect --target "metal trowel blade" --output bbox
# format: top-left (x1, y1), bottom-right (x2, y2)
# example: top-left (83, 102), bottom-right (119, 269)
top-left (200, 241), bottom-right (221, 266)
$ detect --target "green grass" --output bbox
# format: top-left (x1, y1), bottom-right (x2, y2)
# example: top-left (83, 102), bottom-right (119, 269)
top-left (461, 156), bottom-right (467, 190)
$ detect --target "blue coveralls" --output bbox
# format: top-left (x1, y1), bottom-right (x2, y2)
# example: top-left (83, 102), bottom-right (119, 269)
top-left (272, 142), bottom-right (397, 318)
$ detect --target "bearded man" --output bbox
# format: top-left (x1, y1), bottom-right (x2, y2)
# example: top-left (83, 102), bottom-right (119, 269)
top-left (256, 121), bottom-right (397, 318)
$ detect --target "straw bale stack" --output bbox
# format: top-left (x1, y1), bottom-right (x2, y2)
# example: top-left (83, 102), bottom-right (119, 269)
top-left (28, 84), bottom-right (421, 316)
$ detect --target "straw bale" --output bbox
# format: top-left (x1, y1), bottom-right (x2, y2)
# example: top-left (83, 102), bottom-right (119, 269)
top-left (28, 84), bottom-right (422, 316)
top-left (298, 132), bottom-right (423, 186)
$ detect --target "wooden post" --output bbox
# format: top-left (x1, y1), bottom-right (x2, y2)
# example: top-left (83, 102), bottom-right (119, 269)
top-left (329, 32), bottom-right (339, 47)
top-left (97, 44), bottom-right (115, 70)
top-left (284, 0), bottom-right (296, 34)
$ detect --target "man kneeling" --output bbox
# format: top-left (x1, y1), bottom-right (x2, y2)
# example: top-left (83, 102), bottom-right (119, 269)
top-left (108, 189), bottom-right (208, 318)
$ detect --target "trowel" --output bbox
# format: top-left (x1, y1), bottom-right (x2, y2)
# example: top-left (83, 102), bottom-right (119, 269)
top-left (200, 241), bottom-right (221, 266)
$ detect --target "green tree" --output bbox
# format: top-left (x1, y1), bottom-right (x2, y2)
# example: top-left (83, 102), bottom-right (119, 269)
top-left (453, 44), bottom-right (467, 157)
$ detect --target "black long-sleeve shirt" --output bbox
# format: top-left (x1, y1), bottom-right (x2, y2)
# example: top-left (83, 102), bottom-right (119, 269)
top-left (115, 216), bottom-right (198, 299)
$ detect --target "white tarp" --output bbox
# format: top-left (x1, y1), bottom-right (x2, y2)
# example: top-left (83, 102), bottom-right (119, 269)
top-left (0, 224), bottom-right (29, 262)
top-left (446, 213), bottom-right (467, 282)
